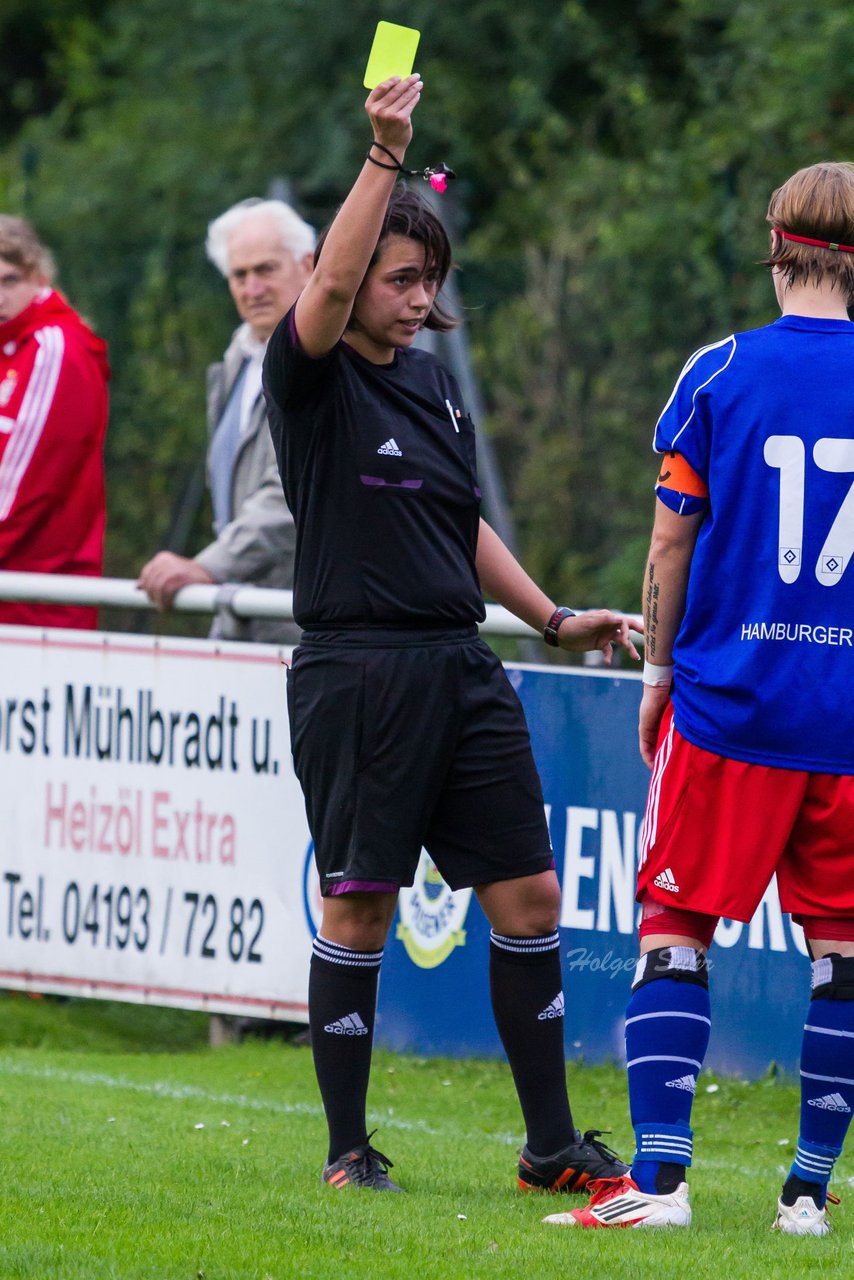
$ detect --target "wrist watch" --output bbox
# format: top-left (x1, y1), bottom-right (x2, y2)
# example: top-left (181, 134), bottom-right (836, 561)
top-left (543, 606), bottom-right (576, 647)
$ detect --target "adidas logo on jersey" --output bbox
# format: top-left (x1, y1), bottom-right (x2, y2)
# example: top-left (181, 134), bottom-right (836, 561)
top-left (665, 1074), bottom-right (697, 1093)
top-left (808, 1091), bottom-right (851, 1112)
top-left (537, 992), bottom-right (565, 1021)
top-left (324, 1012), bottom-right (368, 1036)
top-left (653, 867), bottom-right (680, 893)
top-left (377, 438), bottom-right (403, 457)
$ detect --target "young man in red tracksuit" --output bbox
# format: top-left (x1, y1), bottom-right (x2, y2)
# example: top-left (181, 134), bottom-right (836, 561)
top-left (0, 215), bottom-right (109, 629)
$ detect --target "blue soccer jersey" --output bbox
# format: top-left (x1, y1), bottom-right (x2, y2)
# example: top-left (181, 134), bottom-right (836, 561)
top-left (653, 315), bottom-right (854, 773)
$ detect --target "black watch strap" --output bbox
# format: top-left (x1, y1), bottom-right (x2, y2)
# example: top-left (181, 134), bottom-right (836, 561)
top-left (543, 606), bottom-right (576, 646)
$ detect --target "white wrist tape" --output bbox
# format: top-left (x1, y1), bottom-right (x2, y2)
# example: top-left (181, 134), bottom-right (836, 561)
top-left (642, 661), bottom-right (673, 687)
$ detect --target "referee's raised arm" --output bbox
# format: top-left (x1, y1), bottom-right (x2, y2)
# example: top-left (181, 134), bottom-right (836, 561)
top-left (294, 74), bottom-right (423, 358)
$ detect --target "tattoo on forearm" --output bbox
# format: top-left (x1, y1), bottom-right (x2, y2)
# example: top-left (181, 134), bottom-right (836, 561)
top-left (645, 562), bottom-right (659, 659)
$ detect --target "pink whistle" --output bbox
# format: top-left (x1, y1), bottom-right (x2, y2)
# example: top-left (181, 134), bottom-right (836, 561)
top-left (429, 173), bottom-right (447, 194)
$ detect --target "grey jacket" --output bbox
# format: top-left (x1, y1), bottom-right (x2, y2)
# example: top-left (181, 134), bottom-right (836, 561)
top-left (194, 324), bottom-right (299, 644)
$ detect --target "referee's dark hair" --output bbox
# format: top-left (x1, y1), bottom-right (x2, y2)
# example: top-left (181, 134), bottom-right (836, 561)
top-left (314, 187), bottom-right (458, 331)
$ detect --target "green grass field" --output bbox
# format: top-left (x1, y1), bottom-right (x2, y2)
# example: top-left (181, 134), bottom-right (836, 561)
top-left (0, 994), bottom-right (850, 1279)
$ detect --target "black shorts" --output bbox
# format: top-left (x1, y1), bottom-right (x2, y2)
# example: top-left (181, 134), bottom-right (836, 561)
top-left (286, 627), bottom-right (554, 895)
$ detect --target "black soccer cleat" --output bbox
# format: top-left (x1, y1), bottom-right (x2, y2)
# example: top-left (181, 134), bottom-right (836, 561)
top-left (322, 1133), bottom-right (403, 1192)
top-left (518, 1128), bottom-right (630, 1194)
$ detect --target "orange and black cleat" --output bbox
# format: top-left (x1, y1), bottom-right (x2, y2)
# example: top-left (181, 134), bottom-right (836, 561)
top-left (518, 1129), bottom-right (629, 1194)
top-left (322, 1133), bottom-right (403, 1192)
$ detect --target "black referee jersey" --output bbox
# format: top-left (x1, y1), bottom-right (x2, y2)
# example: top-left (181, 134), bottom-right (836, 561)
top-left (263, 306), bottom-right (486, 630)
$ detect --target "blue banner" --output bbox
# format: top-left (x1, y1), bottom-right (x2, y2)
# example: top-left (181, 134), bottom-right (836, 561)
top-left (376, 665), bottom-right (808, 1078)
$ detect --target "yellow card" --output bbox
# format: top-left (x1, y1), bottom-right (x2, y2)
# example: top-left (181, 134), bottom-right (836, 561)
top-left (363, 21), bottom-right (421, 90)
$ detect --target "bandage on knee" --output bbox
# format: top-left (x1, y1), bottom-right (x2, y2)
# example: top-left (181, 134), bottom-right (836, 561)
top-left (632, 945), bottom-right (710, 992)
top-left (811, 953), bottom-right (854, 1002)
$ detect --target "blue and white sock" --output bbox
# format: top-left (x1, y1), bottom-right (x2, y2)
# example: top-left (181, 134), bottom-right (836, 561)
top-left (790, 964), bottom-right (854, 1204)
top-left (626, 949), bottom-right (711, 1194)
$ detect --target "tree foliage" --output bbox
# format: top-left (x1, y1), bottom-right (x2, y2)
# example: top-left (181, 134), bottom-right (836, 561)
top-left (1, 0), bottom-right (852, 611)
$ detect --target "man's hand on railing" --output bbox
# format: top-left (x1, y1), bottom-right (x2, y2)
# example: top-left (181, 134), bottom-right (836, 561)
top-left (137, 553), bottom-right (216, 611)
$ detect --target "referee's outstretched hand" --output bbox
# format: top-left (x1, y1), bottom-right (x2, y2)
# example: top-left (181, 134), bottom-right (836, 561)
top-left (366, 73), bottom-right (423, 152)
top-left (557, 610), bottom-right (642, 665)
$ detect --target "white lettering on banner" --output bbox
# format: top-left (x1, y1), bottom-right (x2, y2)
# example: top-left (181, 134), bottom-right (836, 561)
top-left (596, 810), bottom-right (636, 935)
top-left (556, 804), bottom-right (808, 956)
top-left (561, 807), bottom-right (599, 930)
top-left (0, 627), bottom-right (311, 1020)
top-left (747, 879), bottom-right (788, 952)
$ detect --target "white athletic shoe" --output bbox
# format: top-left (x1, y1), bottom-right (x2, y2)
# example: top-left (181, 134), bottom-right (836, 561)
top-left (772, 1194), bottom-right (833, 1236)
top-left (542, 1174), bottom-right (691, 1228)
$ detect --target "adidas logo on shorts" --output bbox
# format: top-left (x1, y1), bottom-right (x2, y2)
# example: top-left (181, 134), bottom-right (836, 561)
top-left (324, 1012), bottom-right (368, 1036)
top-left (537, 992), bottom-right (565, 1021)
top-left (808, 1091), bottom-right (851, 1112)
top-left (665, 1074), bottom-right (697, 1093)
top-left (653, 867), bottom-right (680, 893)
top-left (377, 438), bottom-right (403, 457)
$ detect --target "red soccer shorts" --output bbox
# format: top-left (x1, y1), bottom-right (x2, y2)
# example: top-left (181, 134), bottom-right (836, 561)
top-left (638, 702), bottom-right (854, 924)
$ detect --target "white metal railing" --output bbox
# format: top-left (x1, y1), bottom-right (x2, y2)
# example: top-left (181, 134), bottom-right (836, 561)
top-left (0, 571), bottom-right (642, 642)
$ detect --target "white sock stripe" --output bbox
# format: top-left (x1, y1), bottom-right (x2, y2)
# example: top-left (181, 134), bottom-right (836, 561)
top-left (795, 1153), bottom-right (834, 1173)
top-left (313, 936), bottom-right (383, 967)
top-left (490, 931), bottom-right (560, 952)
top-left (625, 1011), bottom-right (712, 1027)
top-left (804, 1023), bottom-right (854, 1040)
top-left (793, 1152), bottom-right (834, 1172)
top-left (640, 1136), bottom-right (696, 1146)
top-left (314, 934), bottom-right (383, 958)
top-left (639, 1137), bottom-right (693, 1149)
top-left (627, 1054), bottom-right (703, 1070)
top-left (800, 1069), bottom-right (854, 1088)
top-left (314, 942), bottom-right (383, 961)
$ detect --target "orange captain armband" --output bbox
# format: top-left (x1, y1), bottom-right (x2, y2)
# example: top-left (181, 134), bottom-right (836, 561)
top-left (655, 450), bottom-right (709, 515)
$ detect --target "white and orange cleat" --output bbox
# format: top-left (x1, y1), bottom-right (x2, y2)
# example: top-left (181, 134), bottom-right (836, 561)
top-left (542, 1174), bottom-right (691, 1228)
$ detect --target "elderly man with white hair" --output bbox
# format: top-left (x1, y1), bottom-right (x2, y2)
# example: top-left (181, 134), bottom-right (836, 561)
top-left (139, 197), bottom-right (314, 642)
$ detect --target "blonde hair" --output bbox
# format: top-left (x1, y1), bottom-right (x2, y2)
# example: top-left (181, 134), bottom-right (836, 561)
top-left (765, 161), bottom-right (854, 304)
top-left (0, 215), bottom-right (55, 282)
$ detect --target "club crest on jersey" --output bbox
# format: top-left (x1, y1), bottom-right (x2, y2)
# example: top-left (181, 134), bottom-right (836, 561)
top-left (396, 850), bottom-right (472, 969)
top-left (0, 369), bottom-right (17, 407)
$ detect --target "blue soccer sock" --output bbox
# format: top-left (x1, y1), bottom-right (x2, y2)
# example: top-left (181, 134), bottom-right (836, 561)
top-left (625, 947), bottom-right (711, 1195)
top-left (788, 957), bottom-right (854, 1206)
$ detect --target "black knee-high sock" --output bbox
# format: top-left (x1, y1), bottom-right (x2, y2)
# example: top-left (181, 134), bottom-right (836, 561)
top-left (309, 934), bottom-right (383, 1163)
top-left (489, 930), bottom-right (574, 1155)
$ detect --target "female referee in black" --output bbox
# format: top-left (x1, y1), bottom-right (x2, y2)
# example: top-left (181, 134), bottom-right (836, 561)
top-left (263, 72), bottom-right (639, 1192)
